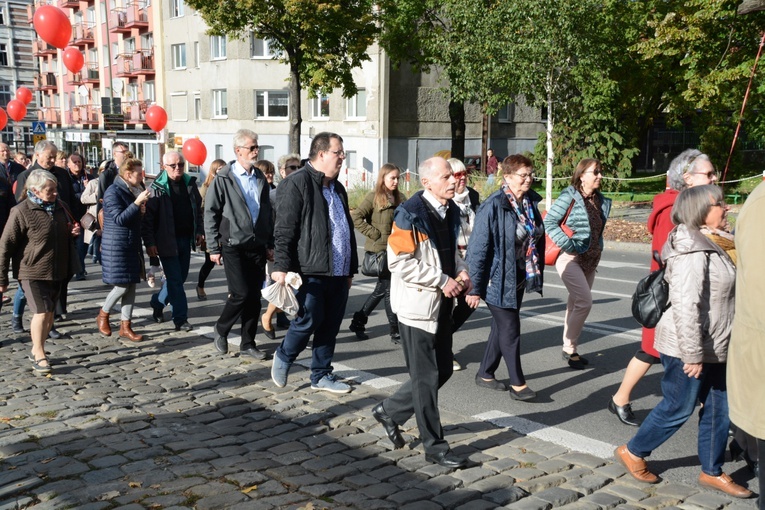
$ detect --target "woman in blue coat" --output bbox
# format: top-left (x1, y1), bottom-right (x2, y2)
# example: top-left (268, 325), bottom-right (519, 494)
top-left (96, 158), bottom-right (151, 341)
top-left (466, 155), bottom-right (545, 401)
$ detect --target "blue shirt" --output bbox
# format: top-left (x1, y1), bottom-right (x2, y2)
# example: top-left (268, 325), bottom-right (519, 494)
top-left (322, 181), bottom-right (351, 277)
top-left (231, 161), bottom-right (262, 226)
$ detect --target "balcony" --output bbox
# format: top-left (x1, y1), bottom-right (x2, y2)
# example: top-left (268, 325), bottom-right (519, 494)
top-left (124, 2), bottom-right (148, 28)
top-left (34, 72), bottom-right (58, 91)
top-left (67, 72), bottom-right (83, 85)
top-left (71, 23), bottom-right (95, 46)
top-left (38, 108), bottom-right (61, 125)
top-left (124, 99), bottom-right (149, 124)
top-left (59, 0), bottom-right (80, 8)
top-left (132, 50), bottom-right (154, 75)
top-left (68, 104), bottom-right (99, 125)
top-left (82, 64), bottom-right (99, 83)
top-left (109, 10), bottom-right (130, 33)
top-left (115, 53), bottom-right (135, 77)
top-left (33, 39), bottom-right (57, 57)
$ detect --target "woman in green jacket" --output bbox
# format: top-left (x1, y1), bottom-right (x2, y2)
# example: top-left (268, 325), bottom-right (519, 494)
top-left (349, 163), bottom-right (406, 343)
top-left (543, 158), bottom-right (612, 370)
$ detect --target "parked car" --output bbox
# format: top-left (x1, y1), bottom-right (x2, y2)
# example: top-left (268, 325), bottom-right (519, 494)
top-left (464, 155), bottom-right (482, 175)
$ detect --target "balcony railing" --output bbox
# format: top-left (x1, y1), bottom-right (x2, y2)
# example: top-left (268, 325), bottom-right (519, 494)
top-left (59, 0), bottom-right (79, 8)
top-left (115, 53), bottom-right (135, 77)
top-left (132, 50), bottom-right (154, 75)
top-left (67, 72), bottom-right (83, 85)
top-left (68, 104), bottom-right (99, 125)
top-left (32, 39), bottom-right (57, 57)
top-left (124, 2), bottom-right (148, 28)
top-left (82, 64), bottom-right (99, 83)
top-left (109, 10), bottom-right (131, 33)
top-left (72, 23), bottom-right (95, 46)
top-left (124, 99), bottom-right (149, 124)
top-left (38, 108), bottom-right (61, 125)
top-left (34, 72), bottom-right (58, 91)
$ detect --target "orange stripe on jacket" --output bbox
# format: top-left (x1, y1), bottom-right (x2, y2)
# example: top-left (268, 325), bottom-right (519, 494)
top-left (388, 221), bottom-right (429, 256)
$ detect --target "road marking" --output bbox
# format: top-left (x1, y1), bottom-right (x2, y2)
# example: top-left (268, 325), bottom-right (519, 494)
top-left (597, 260), bottom-right (646, 270)
top-left (544, 283), bottom-right (633, 299)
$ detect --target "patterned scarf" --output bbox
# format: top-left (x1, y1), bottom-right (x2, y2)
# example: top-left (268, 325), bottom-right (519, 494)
top-left (700, 226), bottom-right (737, 266)
top-left (503, 185), bottom-right (543, 294)
top-left (27, 190), bottom-right (56, 215)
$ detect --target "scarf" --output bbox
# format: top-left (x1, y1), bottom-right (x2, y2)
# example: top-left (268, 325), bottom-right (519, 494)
top-left (701, 226), bottom-right (736, 266)
top-left (453, 188), bottom-right (475, 258)
top-left (27, 190), bottom-right (56, 215)
top-left (118, 176), bottom-right (144, 199)
top-left (503, 184), bottom-right (543, 294)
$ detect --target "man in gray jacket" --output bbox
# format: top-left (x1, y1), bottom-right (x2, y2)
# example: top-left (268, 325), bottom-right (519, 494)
top-left (204, 129), bottom-right (273, 360)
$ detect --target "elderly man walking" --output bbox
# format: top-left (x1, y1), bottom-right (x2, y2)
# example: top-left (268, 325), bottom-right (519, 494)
top-left (270, 132), bottom-right (357, 393)
top-left (205, 129), bottom-right (274, 360)
top-left (371, 157), bottom-right (472, 468)
top-left (142, 150), bottom-right (203, 332)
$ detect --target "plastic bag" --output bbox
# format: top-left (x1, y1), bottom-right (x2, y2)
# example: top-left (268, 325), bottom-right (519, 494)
top-left (261, 271), bottom-right (302, 316)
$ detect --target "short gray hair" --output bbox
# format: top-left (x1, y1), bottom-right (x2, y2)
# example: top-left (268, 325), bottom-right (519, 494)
top-left (277, 153), bottom-right (301, 170)
top-left (34, 140), bottom-right (56, 156)
top-left (26, 169), bottom-right (57, 193)
top-left (671, 184), bottom-right (723, 230)
top-left (447, 158), bottom-right (466, 174)
top-left (419, 157), bottom-right (449, 183)
top-left (233, 129), bottom-right (258, 151)
top-left (667, 149), bottom-right (712, 191)
top-left (163, 150), bottom-right (183, 164)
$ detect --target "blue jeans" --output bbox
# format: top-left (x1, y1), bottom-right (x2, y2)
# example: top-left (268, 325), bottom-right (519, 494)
top-left (275, 276), bottom-right (349, 385)
top-left (13, 286), bottom-right (26, 316)
top-left (628, 354), bottom-right (729, 476)
top-left (151, 237), bottom-right (191, 326)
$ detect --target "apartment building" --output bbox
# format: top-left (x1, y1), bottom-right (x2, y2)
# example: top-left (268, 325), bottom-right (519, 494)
top-left (0, 0), bottom-right (37, 154)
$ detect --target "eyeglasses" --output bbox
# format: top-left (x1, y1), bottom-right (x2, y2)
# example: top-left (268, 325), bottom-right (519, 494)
top-left (238, 144), bottom-right (259, 152)
top-left (693, 170), bottom-right (718, 179)
top-left (453, 171), bottom-right (467, 179)
top-left (165, 163), bottom-right (184, 169)
top-left (113, 149), bottom-right (127, 154)
top-left (325, 149), bottom-right (345, 157)
top-left (285, 165), bottom-right (300, 171)
top-left (711, 199), bottom-right (726, 208)
top-left (515, 172), bottom-right (535, 180)
top-left (584, 170), bottom-right (602, 176)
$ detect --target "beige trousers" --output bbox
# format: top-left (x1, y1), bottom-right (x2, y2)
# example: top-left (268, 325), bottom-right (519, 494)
top-left (555, 251), bottom-right (597, 354)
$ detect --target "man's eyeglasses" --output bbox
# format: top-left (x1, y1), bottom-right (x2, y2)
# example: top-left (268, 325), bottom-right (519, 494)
top-left (326, 149), bottom-right (345, 157)
top-left (453, 171), bottom-right (467, 179)
top-left (238, 144), bottom-right (259, 152)
top-left (285, 165), bottom-right (300, 171)
top-left (165, 163), bottom-right (184, 169)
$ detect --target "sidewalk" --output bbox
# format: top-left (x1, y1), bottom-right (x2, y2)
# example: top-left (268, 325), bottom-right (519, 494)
top-left (0, 302), bottom-right (758, 509)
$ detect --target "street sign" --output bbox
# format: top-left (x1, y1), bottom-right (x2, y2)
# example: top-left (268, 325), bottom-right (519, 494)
top-left (32, 121), bottom-right (46, 135)
top-left (103, 114), bottom-right (123, 131)
top-left (33, 134), bottom-right (46, 145)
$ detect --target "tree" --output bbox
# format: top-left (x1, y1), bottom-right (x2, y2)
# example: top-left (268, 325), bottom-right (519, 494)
top-left (185, 0), bottom-right (378, 152)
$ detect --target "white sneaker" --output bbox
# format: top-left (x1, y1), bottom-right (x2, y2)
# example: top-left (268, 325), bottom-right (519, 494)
top-left (311, 374), bottom-right (351, 394)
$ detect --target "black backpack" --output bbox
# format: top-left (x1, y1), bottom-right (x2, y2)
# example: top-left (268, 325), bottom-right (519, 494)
top-left (631, 251), bottom-right (670, 328)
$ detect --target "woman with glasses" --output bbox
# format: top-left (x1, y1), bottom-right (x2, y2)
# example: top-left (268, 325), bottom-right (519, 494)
top-left (348, 163), bottom-right (406, 343)
top-left (466, 155), bottom-right (544, 400)
top-left (616, 185), bottom-right (753, 499)
top-left (543, 158), bottom-right (611, 370)
top-left (196, 159), bottom-right (226, 300)
top-left (610, 149), bottom-right (718, 426)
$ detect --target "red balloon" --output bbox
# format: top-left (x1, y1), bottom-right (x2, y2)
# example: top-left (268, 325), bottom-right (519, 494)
top-left (0, 108), bottom-right (7, 130)
top-left (16, 87), bottom-right (32, 105)
top-left (33, 5), bottom-right (72, 50)
top-left (144, 105), bottom-right (167, 132)
top-left (182, 139), bottom-right (207, 166)
top-left (62, 47), bottom-right (84, 73)
top-left (7, 100), bottom-right (27, 122)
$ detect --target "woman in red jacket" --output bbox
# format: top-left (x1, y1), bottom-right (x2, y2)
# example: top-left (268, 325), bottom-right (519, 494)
top-left (609, 149), bottom-right (718, 426)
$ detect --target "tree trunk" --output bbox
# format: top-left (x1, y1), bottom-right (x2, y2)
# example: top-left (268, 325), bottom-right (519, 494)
top-left (288, 56), bottom-right (302, 153)
top-left (481, 107), bottom-right (488, 177)
top-left (545, 73), bottom-right (555, 211)
top-left (449, 98), bottom-right (465, 160)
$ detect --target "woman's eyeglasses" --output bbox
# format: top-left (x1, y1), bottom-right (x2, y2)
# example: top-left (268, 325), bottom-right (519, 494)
top-left (452, 171), bottom-right (467, 179)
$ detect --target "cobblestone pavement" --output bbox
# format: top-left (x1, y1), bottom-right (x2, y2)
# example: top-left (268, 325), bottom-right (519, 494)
top-left (0, 291), bottom-right (758, 509)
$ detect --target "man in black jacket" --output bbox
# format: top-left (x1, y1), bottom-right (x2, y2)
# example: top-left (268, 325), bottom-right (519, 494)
top-left (270, 132), bottom-right (357, 393)
top-left (96, 141), bottom-right (128, 201)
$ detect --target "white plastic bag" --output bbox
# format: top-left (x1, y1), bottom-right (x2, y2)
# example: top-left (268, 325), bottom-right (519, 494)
top-left (261, 271), bottom-right (302, 316)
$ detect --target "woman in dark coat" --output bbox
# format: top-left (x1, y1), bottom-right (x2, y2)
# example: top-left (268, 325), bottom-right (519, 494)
top-left (96, 158), bottom-right (150, 341)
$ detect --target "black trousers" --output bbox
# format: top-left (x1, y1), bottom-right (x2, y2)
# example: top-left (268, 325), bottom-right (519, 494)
top-left (383, 296), bottom-right (454, 455)
top-left (452, 294), bottom-right (475, 333)
top-left (360, 276), bottom-right (397, 328)
top-left (215, 244), bottom-right (265, 350)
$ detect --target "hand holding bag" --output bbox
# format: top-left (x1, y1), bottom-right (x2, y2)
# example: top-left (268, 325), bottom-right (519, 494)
top-left (80, 212), bottom-right (98, 232)
top-left (543, 199), bottom-right (575, 266)
top-left (361, 250), bottom-right (389, 277)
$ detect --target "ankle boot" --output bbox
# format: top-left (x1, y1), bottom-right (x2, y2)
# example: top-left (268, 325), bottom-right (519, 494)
top-left (390, 323), bottom-right (401, 345)
top-left (119, 320), bottom-right (143, 342)
top-left (349, 311), bottom-right (369, 340)
top-left (11, 315), bottom-right (24, 333)
top-left (97, 309), bottom-right (111, 337)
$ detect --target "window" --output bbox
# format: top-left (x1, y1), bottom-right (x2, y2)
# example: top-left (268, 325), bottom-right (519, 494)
top-left (124, 37), bottom-right (136, 53)
top-left (498, 103), bottom-right (514, 123)
top-left (312, 95), bottom-right (329, 119)
top-left (345, 150), bottom-right (357, 170)
top-left (255, 90), bottom-right (288, 119)
top-left (214, 144), bottom-right (223, 159)
top-left (170, 92), bottom-right (187, 121)
top-left (194, 41), bottom-right (199, 68)
top-left (127, 81), bottom-right (139, 101)
top-left (111, 42), bottom-right (118, 62)
top-left (87, 7), bottom-right (96, 23)
top-left (210, 35), bottom-right (226, 60)
top-left (171, 43), bottom-right (186, 69)
top-left (171, 0), bottom-right (184, 17)
top-left (0, 85), bottom-right (11, 105)
top-left (101, 45), bottom-right (108, 66)
top-left (140, 33), bottom-right (153, 50)
top-left (0, 44), bottom-right (8, 67)
top-left (250, 34), bottom-right (275, 58)
top-left (143, 81), bottom-right (155, 102)
top-left (212, 89), bottom-right (227, 117)
top-left (346, 89), bottom-right (366, 119)
top-left (0, 7), bottom-right (5, 25)
top-left (194, 94), bottom-right (201, 120)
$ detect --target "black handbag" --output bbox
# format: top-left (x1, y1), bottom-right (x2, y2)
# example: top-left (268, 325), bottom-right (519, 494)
top-left (80, 212), bottom-right (98, 232)
top-left (361, 250), bottom-right (389, 277)
top-left (631, 251), bottom-right (670, 328)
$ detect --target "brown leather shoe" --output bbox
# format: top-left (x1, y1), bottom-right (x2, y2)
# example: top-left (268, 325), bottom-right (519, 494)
top-left (614, 445), bottom-right (660, 483)
top-left (699, 472), bottom-right (753, 498)
top-left (97, 309), bottom-right (111, 337)
top-left (119, 320), bottom-right (144, 342)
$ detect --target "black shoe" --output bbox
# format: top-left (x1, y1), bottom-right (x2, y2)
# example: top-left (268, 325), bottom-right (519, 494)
top-left (509, 386), bottom-right (537, 401)
top-left (425, 450), bottom-right (467, 469)
top-left (562, 351), bottom-right (588, 370)
top-left (475, 374), bottom-right (507, 391)
top-left (390, 334), bottom-right (401, 345)
top-left (152, 307), bottom-right (164, 323)
top-left (174, 321), bottom-right (193, 332)
top-left (240, 347), bottom-right (271, 361)
top-left (262, 326), bottom-right (276, 340)
top-left (48, 328), bottom-right (62, 339)
top-left (372, 403), bottom-right (405, 449)
top-left (55, 314), bottom-right (66, 322)
top-left (349, 311), bottom-right (369, 340)
top-left (214, 335), bottom-right (228, 354)
top-left (608, 398), bottom-right (640, 426)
